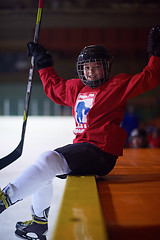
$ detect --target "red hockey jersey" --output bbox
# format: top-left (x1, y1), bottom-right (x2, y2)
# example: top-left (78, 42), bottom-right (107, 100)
top-left (39, 56), bottom-right (160, 156)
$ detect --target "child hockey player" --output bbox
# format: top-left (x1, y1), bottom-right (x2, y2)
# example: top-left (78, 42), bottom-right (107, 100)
top-left (0, 25), bottom-right (160, 240)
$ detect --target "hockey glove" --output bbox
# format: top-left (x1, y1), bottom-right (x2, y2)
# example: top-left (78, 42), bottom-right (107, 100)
top-left (27, 41), bottom-right (53, 70)
top-left (148, 25), bottom-right (160, 58)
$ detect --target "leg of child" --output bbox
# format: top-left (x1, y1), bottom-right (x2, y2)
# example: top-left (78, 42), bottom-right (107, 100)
top-left (3, 150), bottom-right (71, 215)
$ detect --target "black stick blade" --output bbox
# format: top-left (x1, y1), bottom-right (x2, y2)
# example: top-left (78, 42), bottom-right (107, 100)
top-left (0, 140), bottom-right (23, 170)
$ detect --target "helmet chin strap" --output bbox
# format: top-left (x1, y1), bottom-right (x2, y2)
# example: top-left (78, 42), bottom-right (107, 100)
top-left (82, 76), bottom-right (108, 88)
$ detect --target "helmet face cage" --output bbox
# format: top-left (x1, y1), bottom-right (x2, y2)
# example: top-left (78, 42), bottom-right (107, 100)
top-left (77, 58), bottom-right (109, 88)
top-left (77, 45), bottom-right (112, 88)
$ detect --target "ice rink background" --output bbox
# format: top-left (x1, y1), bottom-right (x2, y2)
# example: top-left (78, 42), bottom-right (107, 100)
top-left (0, 116), bottom-right (75, 240)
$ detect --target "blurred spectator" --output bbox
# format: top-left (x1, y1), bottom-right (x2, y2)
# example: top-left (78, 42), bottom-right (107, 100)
top-left (121, 105), bottom-right (139, 144)
top-left (129, 128), bottom-right (148, 148)
top-left (147, 127), bottom-right (160, 148)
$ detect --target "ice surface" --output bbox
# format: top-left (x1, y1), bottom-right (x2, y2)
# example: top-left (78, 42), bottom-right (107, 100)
top-left (0, 116), bottom-right (75, 240)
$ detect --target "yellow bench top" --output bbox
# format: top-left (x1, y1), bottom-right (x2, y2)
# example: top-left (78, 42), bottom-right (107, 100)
top-left (52, 175), bottom-right (108, 240)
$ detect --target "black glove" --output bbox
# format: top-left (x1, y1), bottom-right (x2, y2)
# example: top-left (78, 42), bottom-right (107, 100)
top-left (27, 41), bottom-right (53, 69)
top-left (148, 25), bottom-right (160, 58)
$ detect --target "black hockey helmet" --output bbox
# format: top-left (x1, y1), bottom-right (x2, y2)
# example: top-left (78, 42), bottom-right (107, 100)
top-left (77, 45), bottom-right (113, 88)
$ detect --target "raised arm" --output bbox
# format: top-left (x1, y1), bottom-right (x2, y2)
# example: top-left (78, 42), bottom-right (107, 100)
top-left (27, 42), bottom-right (83, 107)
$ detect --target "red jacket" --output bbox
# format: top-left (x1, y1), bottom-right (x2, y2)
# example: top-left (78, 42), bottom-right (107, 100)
top-left (39, 56), bottom-right (160, 156)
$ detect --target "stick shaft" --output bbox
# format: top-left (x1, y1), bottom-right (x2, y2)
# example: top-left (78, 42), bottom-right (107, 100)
top-left (22, 0), bottom-right (44, 142)
top-left (24, 0), bottom-right (44, 126)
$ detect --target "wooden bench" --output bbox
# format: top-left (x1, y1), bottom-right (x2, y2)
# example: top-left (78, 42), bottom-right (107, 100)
top-left (97, 149), bottom-right (160, 240)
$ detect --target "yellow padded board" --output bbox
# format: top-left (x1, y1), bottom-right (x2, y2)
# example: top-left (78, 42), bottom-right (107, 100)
top-left (52, 175), bottom-right (108, 240)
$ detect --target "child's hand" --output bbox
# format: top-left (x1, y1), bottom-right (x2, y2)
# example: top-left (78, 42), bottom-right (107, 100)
top-left (148, 25), bottom-right (160, 58)
top-left (27, 41), bottom-right (53, 69)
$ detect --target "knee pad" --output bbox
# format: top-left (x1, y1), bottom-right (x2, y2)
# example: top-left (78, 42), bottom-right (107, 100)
top-left (34, 151), bottom-right (70, 178)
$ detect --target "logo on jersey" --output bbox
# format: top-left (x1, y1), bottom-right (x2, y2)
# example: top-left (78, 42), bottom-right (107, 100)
top-left (74, 92), bottom-right (97, 134)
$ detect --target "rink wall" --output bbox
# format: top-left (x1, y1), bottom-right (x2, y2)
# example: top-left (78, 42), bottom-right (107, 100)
top-left (0, 83), bottom-right (159, 122)
top-left (0, 83), bottom-right (72, 116)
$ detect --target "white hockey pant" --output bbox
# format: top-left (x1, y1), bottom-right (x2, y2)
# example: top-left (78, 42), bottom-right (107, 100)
top-left (5, 151), bottom-right (71, 217)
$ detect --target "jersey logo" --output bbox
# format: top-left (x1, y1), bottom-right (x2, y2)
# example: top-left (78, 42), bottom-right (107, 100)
top-left (74, 92), bottom-right (97, 134)
top-left (76, 102), bottom-right (90, 124)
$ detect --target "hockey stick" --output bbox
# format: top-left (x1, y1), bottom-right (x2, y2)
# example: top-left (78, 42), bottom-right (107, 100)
top-left (0, 0), bottom-right (44, 170)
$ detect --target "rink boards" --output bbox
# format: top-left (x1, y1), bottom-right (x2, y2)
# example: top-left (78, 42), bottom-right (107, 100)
top-left (52, 149), bottom-right (160, 240)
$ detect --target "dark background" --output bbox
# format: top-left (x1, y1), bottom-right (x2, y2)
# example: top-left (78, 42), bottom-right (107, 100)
top-left (0, 0), bottom-right (160, 120)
